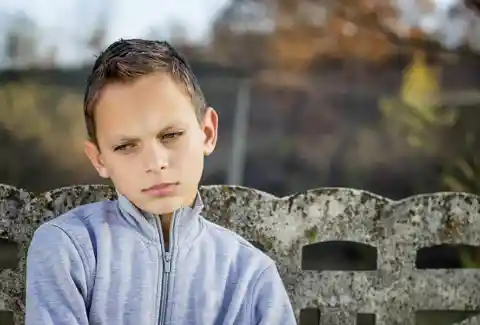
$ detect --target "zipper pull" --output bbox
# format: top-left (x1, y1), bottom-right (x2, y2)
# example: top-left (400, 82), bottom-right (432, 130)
top-left (164, 252), bottom-right (172, 273)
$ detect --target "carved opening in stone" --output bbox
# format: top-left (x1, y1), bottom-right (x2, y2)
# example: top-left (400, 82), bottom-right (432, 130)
top-left (299, 308), bottom-right (320, 325)
top-left (298, 309), bottom-right (376, 325)
top-left (415, 310), bottom-right (480, 325)
top-left (0, 310), bottom-right (14, 325)
top-left (416, 244), bottom-right (480, 269)
top-left (0, 237), bottom-right (19, 270)
top-left (357, 313), bottom-right (376, 325)
top-left (302, 240), bottom-right (377, 271)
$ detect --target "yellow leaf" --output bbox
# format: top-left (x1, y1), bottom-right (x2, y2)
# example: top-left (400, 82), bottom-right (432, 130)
top-left (400, 51), bottom-right (440, 110)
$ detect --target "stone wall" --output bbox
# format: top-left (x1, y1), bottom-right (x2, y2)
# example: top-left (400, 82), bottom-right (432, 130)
top-left (0, 184), bottom-right (479, 325)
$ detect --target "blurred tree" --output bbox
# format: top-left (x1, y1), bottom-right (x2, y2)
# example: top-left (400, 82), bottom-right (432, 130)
top-left (212, 0), bottom-right (480, 71)
top-left (87, 24), bottom-right (107, 54)
top-left (381, 51), bottom-right (454, 150)
top-left (380, 50), bottom-right (480, 194)
top-left (441, 104), bottom-right (480, 193)
top-left (212, 0), bottom-right (404, 70)
top-left (4, 14), bottom-right (39, 68)
top-left (0, 125), bottom-right (74, 192)
top-left (210, 0), bottom-right (271, 69)
top-left (0, 83), bottom-right (87, 172)
top-left (86, 5), bottom-right (108, 55)
top-left (43, 45), bottom-right (60, 68)
top-left (168, 20), bottom-right (189, 45)
top-left (268, 0), bottom-right (400, 69)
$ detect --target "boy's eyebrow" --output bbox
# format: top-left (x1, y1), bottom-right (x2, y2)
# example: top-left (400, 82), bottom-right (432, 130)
top-left (111, 122), bottom-right (186, 143)
top-left (114, 135), bottom-right (139, 143)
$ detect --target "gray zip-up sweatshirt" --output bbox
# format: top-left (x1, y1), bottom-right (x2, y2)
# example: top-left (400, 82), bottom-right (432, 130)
top-left (25, 192), bottom-right (297, 325)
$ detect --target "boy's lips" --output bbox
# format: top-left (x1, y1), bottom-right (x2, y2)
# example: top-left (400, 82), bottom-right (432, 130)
top-left (142, 182), bottom-right (178, 196)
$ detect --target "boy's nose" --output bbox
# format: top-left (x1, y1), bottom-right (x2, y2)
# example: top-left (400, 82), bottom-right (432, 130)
top-left (143, 144), bottom-right (168, 173)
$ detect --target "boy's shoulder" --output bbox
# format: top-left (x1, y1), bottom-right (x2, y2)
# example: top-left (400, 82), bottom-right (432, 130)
top-left (200, 217), bottom-right (275, 265)
top-left (42, 199), bottom-right (113, 227)
top-left (33, 200), bottom-right (115, 242)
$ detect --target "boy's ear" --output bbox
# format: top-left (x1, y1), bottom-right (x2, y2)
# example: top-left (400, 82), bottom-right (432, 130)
top-left (84, 140), bottom-right (109, 178)
top-left (202, 107), bottom-right (218, 156)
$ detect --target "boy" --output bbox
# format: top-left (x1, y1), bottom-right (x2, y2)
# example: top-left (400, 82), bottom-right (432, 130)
top-left (25, 39), bottom-right (297, 325)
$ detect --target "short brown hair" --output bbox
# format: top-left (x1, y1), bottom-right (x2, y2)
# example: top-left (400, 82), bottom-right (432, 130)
top-left (83, 39), bottom-right (206, 144)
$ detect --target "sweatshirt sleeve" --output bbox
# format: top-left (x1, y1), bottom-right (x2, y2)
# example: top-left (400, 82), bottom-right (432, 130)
top-left (25, 223), bottom-right (90, 325)
top-left (250, 262), bottom-right (298, 325)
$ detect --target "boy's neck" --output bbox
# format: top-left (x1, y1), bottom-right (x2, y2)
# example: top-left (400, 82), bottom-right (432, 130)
top-left (160, 213), bottom-right (172, 248)
top-left (155, 193), bottom-right (199, 249)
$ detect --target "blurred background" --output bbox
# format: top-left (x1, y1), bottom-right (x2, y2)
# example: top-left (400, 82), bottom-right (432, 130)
top-left (0, 0), bottom-right (479, 198)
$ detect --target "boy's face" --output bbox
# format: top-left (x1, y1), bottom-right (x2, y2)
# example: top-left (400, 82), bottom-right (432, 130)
top-left (84, 73), bottom-right (218, 215)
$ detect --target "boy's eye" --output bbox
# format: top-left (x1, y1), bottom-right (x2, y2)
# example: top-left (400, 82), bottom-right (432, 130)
top-left (114, 143), bottom-right (134, 152)
top-left (162, 131), bottom-right (184, 140)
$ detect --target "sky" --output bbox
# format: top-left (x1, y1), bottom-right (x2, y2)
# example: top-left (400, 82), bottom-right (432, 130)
top-left (0, 0), bottom-right (231, 66)
top-left (394, 0), bottom-right (478, 49)
top-left (0, 0), bottom-right (478, 67)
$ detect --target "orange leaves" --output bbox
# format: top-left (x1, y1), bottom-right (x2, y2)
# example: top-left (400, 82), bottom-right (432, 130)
top-left (266, 0), bottom-right (432, 69)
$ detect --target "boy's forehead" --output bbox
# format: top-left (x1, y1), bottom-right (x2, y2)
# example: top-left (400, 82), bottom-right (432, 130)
top-left (94, 74), bottom-right (196, 139)
top-left (98, 73), bottom-right (192, 109)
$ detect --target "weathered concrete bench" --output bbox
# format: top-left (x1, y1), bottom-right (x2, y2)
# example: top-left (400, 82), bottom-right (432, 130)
top-left (0, 184), bottom-right (479, 325)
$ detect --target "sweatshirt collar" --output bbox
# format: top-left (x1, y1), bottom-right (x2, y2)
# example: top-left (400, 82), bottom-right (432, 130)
top-left (116, 190), bottom-right (204, 247)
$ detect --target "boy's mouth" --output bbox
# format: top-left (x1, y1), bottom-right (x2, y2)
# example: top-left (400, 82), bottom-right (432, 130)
top-left (142, 182), bottom-right (178, 196)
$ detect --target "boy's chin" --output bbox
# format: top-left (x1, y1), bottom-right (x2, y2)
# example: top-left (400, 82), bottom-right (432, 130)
top-left (139, 196), bottom-right (186, 216)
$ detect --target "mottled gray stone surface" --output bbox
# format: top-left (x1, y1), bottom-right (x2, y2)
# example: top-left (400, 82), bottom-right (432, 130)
top-left (0, 184), bottom-right (479, 325)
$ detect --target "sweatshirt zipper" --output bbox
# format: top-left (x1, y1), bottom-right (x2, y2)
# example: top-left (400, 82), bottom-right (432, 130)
top-left (158, 212), bottom-right (176, 325)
